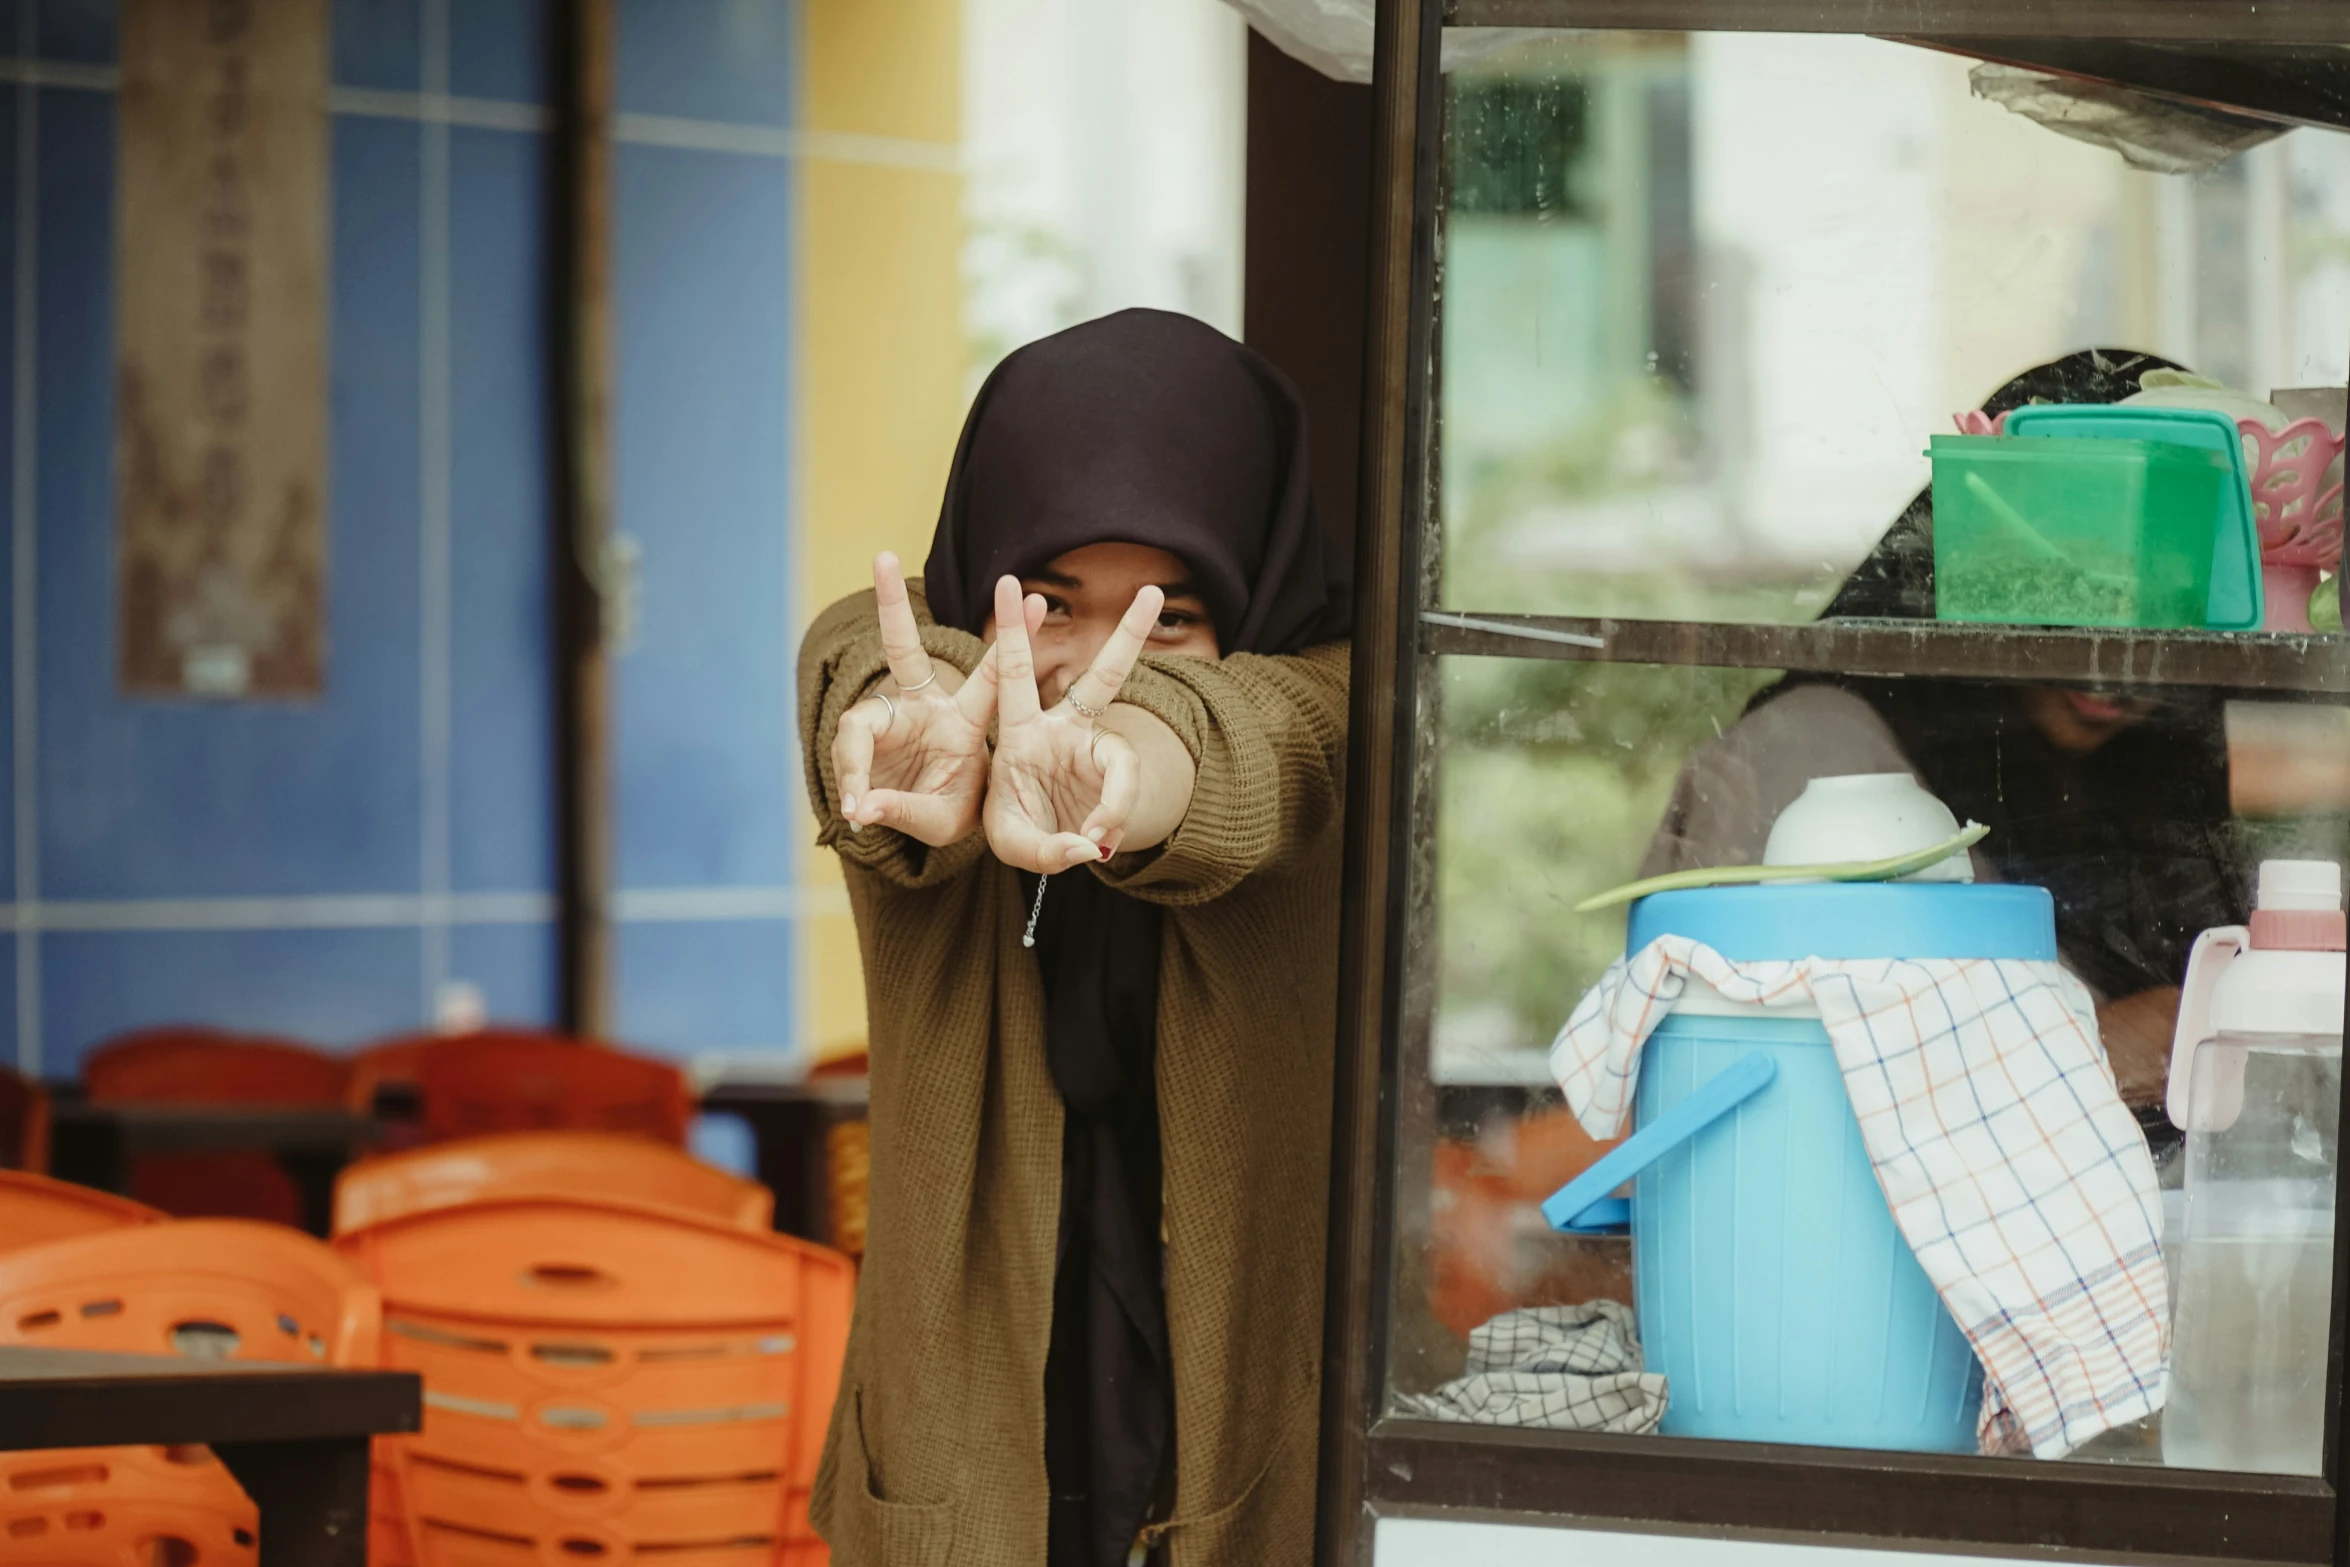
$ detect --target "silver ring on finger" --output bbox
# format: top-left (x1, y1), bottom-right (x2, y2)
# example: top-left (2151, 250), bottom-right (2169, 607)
top-left (900, 666), bottom-right (939, 694)
top-left (874, 692), bottom-right (898, 729)
top-left (1089, 727), bottom-right (1115, 768)
top-left (1066, 690), bottom-right (1105, 719)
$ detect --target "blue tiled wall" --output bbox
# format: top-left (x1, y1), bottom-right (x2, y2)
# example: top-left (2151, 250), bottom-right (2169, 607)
top-left (4, 0), bottom-right (799, 1076)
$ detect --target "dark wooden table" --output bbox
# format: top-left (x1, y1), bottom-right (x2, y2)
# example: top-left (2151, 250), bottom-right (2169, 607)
top-left (698, 1074), bottom-right (869, 1243)
top-left (44, 1097), bottom-right (382, 1236)
top-left (0, 1345), bottom-right (420, 1567)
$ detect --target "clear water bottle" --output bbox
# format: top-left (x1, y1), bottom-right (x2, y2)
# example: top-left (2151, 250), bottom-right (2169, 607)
top-left (2163, 860), bottom-right (2345, 1476)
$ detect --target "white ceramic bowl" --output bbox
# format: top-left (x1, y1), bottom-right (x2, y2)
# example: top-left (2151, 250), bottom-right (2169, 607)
top-left (1762, 773), bottom-right (1973, 883)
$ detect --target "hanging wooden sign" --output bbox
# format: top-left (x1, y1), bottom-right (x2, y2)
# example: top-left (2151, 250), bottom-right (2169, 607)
top-left (116, 0), bottom-right (328, 699)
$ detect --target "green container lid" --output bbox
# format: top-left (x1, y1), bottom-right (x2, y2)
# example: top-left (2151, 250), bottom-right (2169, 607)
top-left (2003, 403), bottom-right (2264, 630)
top-left (1930, 434), bottom-right (2236, 630)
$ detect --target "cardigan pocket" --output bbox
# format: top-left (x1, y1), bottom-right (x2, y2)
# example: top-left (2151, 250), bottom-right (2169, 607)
top-left (1154, 1396), bottom-right (1313, 1567)
top-left (844, 1388), bottom-right (961, 1567)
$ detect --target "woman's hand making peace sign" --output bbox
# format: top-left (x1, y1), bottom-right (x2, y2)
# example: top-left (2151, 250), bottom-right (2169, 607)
top-left (984, 573), bottom-right (1188, 874)
top-left (832, 553), bottom-right (1038, 847)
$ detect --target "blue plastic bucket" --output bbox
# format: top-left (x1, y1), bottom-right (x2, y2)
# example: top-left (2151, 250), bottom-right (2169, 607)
top-left (1547, 883), bottom-right (2057, 1451)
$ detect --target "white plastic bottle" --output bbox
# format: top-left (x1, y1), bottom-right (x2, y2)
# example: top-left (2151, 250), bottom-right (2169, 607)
top-left (2163, 860), bottom-right (2345, 1475)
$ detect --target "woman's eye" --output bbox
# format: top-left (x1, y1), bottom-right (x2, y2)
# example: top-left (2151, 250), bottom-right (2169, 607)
top-left (1154, 612), bottom-right (1195, 634)
top-left (1036, 595), bottom-right (1072, 620)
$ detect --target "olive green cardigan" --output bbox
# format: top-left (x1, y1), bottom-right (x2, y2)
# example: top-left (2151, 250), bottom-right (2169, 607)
top-left (798, 586), bottom-right (1347, 1567)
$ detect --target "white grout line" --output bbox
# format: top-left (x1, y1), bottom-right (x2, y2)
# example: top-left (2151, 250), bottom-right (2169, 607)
top-left (12, 24), bottom-right (38, 1075)
top-left (0, 887), bottom-right (833, 932)
top-left (23, 893), bottom-right (556, 933)
top-left (614, 885), bottom-right (847, 922)
top-left (0, 61), bottom-right (962, 173)
top-left (795, 127), bottom-right (962, 175)
top-left (417, 0), bottom-right (454, 1017)
top-left (329, 85), bottom-right (551, 134)
top-left (613, 111), bottom-right (960, 173)
top-left (0, 58), bottom-right (114, 92)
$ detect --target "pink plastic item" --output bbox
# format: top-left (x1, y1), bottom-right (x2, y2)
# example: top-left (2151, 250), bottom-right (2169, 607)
top-left (2244, 416), bottom-right (2346, 563)
top-left (1952, 410), bottom-right (2011, 436)
top-left (2244, 416), bottom-right (2342, 633)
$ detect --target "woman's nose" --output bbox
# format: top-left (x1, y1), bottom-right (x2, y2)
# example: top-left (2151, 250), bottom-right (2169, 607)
top-left (1039, 627), bottom-right (1111, 707)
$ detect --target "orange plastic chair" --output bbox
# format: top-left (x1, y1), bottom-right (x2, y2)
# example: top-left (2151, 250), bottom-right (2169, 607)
top-left (0, 1170), bottom-right (163, 1252)
top-left (339, 1195), bottom-right (853, 1566)
top-left (0, 1063), bottom-right (48, 1172)
top-left (84, 1029), bottom-right (348, 1105)
top-left (0, 1218), bottom-right (380, 1566)
top-left (332, 1131), bottom-right (773, 1235)
top-left (1430, 1108), bottom-right (1629, 1340)
top-left (83, 1029), bottom-right (351, 1227)
top-left (416, 1033), bottom-right (692, 1147)
top-left (347, 1034), bottom-right (436, 1110)
top-left (350, 1029), bottom-right (695, 1149)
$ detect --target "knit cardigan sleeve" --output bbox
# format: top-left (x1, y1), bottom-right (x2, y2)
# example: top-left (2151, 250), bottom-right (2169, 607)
top-left (1096, 639), bottom-right (1351, 906)
top-left (797, 584), bottom-right (991, 889)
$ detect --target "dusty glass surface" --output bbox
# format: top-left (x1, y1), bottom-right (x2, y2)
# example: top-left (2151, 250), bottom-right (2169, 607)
top-left (1392, 28), bottom-right (2350, 1473)
top-left (1391, 654), bottom-right (2350, 1468)
top-left (1436, 31), bottom-right (2350, 626)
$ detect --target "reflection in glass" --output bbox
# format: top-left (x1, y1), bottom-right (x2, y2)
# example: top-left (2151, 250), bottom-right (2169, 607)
top-left (1439, 33), bottom-right (2350, 625)
top-left (1407, 652), bottom-right (2349, 1463)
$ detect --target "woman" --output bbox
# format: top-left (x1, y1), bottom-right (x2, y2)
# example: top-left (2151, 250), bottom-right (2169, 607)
top-left (1640, 349), bottom-right (2247, 1108)
top-left (798, 309), bottom-right (1351, 1567)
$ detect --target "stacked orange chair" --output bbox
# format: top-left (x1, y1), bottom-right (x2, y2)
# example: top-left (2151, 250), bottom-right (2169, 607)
top-left (0, 1218), bottom-right (379, 1565)
top-left (83, 1029), bottom-right (351, 1226)
top-left (0, 1170), bottom-right (162, 1252)
top-left (333, 1131), bottom-right (773, 1235)
top-left (351, 1030), bottom-right (694, 1148)
top-left (0, 1062), bottom-right (49, 1171)
top-left (1430, 1107), bottom-right (1631, 1339)
top-left (340, 1195), bottom-right (852, 1566)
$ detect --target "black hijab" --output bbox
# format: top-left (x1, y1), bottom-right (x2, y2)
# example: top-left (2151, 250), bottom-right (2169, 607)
top-left (1760, 347), bottom-right (2246, 1002)
top-left (921, 308), bottom-right (1347, 1567)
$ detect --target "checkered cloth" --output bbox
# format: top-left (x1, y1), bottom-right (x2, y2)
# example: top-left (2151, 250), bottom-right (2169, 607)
top-left (1396, 1301), bottom-right (1668, 1434)
top-left (1549, 936), bottom-right (2167, 1459)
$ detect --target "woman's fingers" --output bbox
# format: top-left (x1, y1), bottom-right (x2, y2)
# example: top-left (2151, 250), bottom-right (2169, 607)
top-left (832, 702), bottom-right (881, 826)
top-left (852, 788), bottom-right (961, 847)
top-left (1016, 829), bottom-right (1102, 871)
top-left (985, 785), bottom-right (1100, 874)
top-left (953, 594), bottom-right (1047, 727)
top-left (955, 641), bottom-right (1003, 726)
top-left (984, 800), bottom-right (1051, 872)
top-left (873, 551), bottom-right (937, 693)
top-left (1080, 731), bottom-right (1139, 856)
top-left (1065, 585), bottom-right (1163, 715)
top-left (991, 575), bottom-right (1043, 725)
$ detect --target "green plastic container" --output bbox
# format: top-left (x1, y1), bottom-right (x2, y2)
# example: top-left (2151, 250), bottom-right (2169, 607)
top-left (1931, 434), bottom-right (2238, 629)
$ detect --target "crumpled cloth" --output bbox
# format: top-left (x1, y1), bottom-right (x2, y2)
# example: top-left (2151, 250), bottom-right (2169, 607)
top-left (1396, 1301), bottom-right (1667, 1434)
top-left (1550, 938), bottom-right (2166, 1459)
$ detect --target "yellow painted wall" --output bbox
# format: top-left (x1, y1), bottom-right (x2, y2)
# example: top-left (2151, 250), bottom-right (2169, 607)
top-left (796, 0), bottom-right (966, 1063)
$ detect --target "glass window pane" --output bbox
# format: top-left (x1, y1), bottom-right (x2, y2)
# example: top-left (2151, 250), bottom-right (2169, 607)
top-left (1390, 648), bottom-right (2350, 1471)
top-left (1437, 31), bottom-right (2350, 626)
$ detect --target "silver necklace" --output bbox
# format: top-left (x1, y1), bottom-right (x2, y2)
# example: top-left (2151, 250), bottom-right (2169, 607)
top-left (1022, 872), bottom-right (1049, 948)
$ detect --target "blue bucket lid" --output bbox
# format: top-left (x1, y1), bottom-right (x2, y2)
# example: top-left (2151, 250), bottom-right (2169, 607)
top-left (1626, 883), bottom-right (2057, 963)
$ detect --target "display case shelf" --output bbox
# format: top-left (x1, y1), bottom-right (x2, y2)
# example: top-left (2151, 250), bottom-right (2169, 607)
top-left (1421, 611), bottom-right (2350, 697)
top-left (1358, 1420), bottom-right (2335, 1564)
top-left (1444, 0), bottom-right (2350, 44)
